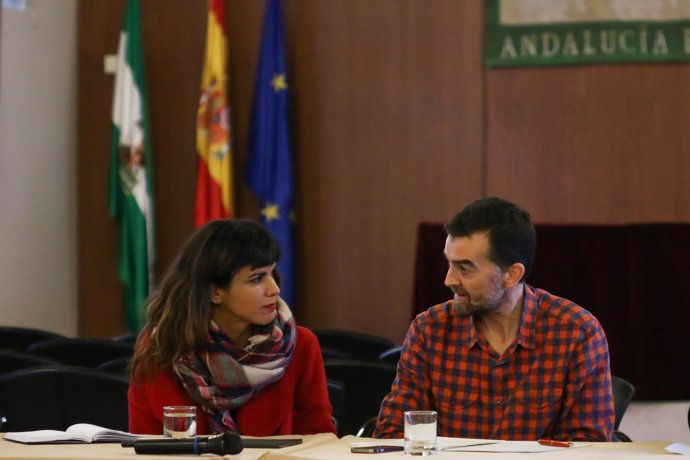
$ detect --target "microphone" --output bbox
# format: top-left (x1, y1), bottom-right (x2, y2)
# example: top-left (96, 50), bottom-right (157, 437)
top-left (131, 432), bottom-right (243, 455)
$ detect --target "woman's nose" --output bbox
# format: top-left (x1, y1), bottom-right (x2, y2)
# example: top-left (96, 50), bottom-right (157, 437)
top-left (267, 275), bottom-right (281, 296)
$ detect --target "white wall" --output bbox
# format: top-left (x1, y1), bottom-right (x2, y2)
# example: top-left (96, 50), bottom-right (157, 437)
top-left (620, 401), bottom-right (690, 443)
top-left (0, 0), bottom-right (77, 336)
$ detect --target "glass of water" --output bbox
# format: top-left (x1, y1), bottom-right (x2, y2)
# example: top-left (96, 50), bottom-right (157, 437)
top-left (163, 405), bottom-right (197, 438)
top-left (404, 410), bottom-right (437, 456)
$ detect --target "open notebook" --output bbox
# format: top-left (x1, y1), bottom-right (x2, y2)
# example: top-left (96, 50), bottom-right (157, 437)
top-left (3, 423), bottom-right (146, 444)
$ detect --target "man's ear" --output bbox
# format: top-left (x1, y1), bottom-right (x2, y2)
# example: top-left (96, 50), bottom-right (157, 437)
top-left (504, 263), bottom-right (526, 287)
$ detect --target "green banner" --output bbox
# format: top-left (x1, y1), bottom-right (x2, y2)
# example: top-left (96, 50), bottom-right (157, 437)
top-left (486, 0), bottom-right (690, 67)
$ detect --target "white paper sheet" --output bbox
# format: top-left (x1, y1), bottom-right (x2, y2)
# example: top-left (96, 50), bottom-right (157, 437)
top-left (666, 442), bottom-right (690, 455)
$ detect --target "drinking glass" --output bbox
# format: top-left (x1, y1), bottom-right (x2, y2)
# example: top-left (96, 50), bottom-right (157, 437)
top-left (404, 410), bottom-right (437, 456)
top-left (163, 405), bottom-right (197, 438)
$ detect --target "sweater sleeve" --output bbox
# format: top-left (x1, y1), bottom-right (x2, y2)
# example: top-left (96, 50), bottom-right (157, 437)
top-left (128, 368), bottom-right (209, 435)
top-left (128, 374), bottom-right (164, 434)
top-left (291, 327), bottom-right (337, 434)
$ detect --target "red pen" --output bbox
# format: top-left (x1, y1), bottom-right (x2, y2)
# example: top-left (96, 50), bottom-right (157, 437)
top-left (538, 439), bottom-right (572, 448)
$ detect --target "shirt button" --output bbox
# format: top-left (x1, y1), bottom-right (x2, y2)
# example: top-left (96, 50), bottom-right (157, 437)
top-left (496, 399), bottom-right (502, 405)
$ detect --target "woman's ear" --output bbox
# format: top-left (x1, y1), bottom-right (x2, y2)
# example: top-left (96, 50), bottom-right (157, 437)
top-left (504, 263), bottom-right (526, 287)
top-left (210, 285), bottom-right (222, 305)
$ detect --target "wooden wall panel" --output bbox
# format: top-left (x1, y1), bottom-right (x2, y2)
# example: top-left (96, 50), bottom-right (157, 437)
top-left (284, 0), bottom-right (484, 340)
top-left (78, 1), bottom-right (690, 343)
top-left (77, 1), bottom-right (208, 337)
top-left (77, 0), bottom-right (484, 343)
top-left (486, 64), bottom-right (690, 224)
top-left (77, 0), bottom-right (126, 336)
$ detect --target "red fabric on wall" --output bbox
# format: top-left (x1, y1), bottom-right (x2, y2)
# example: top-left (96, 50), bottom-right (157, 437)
top-left (413, 222), bottom-right (690, 400)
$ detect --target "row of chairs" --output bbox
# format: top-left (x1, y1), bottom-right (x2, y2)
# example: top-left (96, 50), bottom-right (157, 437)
top-left (0, 341), bottom-right (133, 374)
top-left (0, 363), bottom-right (647, 439)
top-left (314, 329), bottom-right (399, 362)
top-left (314, 329), bottom-right (400, 436)
top-left (325, 359), bottom-right (397, 436)
top-left (0, 365), bottom-right (130, 432)
top-left (1, 326), bottom-right (650, 439)
top-left (0, 349), bottom-right (131, 376)
top-left (0, 326), bottom-right (135, 373)
top-left (0, 326), bottom-right (133, 432)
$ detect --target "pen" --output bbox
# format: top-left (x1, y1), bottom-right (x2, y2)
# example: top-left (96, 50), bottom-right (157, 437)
top-left (538, 439), bottom-right (572, 448)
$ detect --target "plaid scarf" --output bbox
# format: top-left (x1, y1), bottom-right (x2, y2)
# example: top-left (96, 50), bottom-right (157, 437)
top-left (174, 298), bottom-right (296, 433)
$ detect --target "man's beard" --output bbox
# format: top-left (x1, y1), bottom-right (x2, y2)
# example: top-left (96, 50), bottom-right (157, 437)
top-left (451, 280), bottom-right (507, 317)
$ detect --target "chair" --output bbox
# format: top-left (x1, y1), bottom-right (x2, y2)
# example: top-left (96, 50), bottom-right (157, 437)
top-left (97, 356), bottom-right (132, 375)
top-left (0, 349), bottom-right (60, 374)
top-left (356, 416), bottom-right (378, 437)
top-left (378, 346), bottom-right (402, 365)
top-left (112, 332), bottom-right (138, 345)
top-left (0, 365), bottom-right (129, 431)
top-left (324, 359), bottom-right (397, 436)
top-left (612, 375), bottom-right (635, 442)
top-left (0, 326), bottom-right (65, 351)
top-left (27, 337), bottom-right (134, 368)
top-left (321, 347), bottom-right (352, 360)
top-left (327, 379), bottom-right (347, 434)
top-left (314, 329), bottom-right (396, 361)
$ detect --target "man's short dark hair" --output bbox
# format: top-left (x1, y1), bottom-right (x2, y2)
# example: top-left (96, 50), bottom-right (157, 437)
top-left (444, 197), bottom-right (536, 281)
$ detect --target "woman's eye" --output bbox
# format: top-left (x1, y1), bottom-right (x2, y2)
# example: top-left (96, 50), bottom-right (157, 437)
top-left (250, 275), bottom-right (264, 284)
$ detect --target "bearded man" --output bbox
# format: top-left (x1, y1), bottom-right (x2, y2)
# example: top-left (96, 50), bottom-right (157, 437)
top-left (374, 197), bottom-right (614, 442)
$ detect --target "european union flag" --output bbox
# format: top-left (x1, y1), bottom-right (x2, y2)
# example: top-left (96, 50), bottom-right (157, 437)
top-left (246, 0), bottom-right (296, 309)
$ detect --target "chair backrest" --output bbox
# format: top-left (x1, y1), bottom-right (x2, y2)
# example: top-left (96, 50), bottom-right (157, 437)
top-left (324, 359), bottom-right (397, 436)
top-left (27, 337), bottom-right (134, 368)
top-left (0, 349), bottom-right (60, 375)
top-left (378, 346), bottom-right (402, 365)
top-left (356, 416), bottom-right (378, 437)
top-left (612, 375), bottom-right (635, 430)
top-left (97, 356), bottom-right (132, 376)
top-left (112, 332), bottom-right (138, 345)
top-left (0, 326), bottom-right (65, 351)
top-left (0, 365), bottom-right (129, 432)
top-left (314, 329), bottom-right (396, 361)
top-left (326, 379), bottom-right (347, 435)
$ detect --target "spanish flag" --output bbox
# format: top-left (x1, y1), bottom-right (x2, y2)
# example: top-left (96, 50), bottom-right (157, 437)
top-left (195, 0), bottom-right (234, 227)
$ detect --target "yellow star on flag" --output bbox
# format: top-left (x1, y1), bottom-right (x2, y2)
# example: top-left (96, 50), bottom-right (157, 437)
top-left (261, 203), bottom-right (281, 221)
top-left (270, 73), bottom-right (288, 92)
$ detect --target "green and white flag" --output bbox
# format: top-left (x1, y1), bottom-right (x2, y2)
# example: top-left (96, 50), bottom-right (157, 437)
top-left (108, 0), bottom-right (155, 332)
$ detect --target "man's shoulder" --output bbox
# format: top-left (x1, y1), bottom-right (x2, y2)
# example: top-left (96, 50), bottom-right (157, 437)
top-left (412, 301), bottom-right (458, 328)
top-left (530, 287), bottom-right (602, 331)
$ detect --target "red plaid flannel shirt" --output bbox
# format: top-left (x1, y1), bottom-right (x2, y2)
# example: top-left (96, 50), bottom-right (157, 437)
top-left (374, 286), bottom-right (614, 441)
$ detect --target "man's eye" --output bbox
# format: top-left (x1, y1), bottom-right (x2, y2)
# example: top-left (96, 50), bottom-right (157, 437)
top-left (250, 274), bottom-right (265, 284)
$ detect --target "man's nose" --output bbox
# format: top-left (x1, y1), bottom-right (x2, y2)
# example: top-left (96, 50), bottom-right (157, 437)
top-left (444, 267), bottom-right (459, 288)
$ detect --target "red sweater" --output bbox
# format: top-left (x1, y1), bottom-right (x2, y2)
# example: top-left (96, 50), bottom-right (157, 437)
top-left (128, 326), bottom-right (335, 436)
